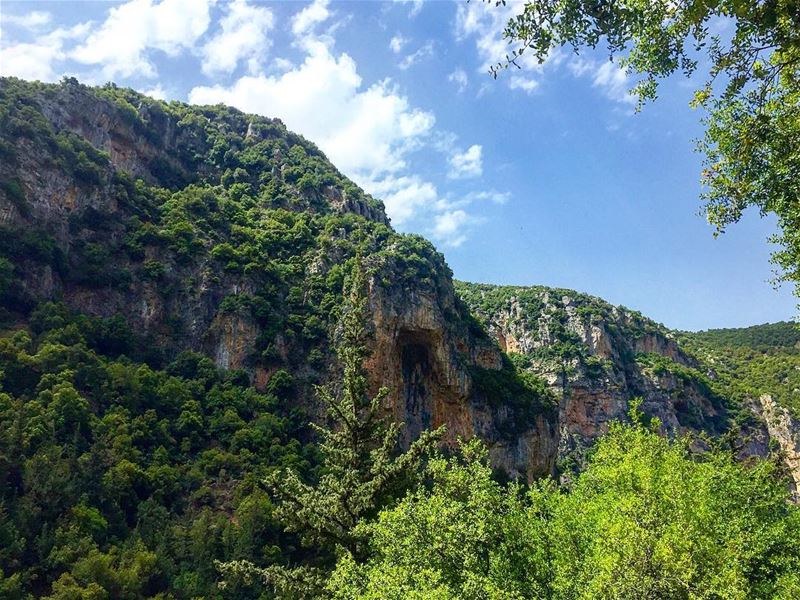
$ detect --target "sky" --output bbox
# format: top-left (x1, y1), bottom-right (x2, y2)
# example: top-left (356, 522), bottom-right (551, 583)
top-left (0, 0), bottom-right (795, 331)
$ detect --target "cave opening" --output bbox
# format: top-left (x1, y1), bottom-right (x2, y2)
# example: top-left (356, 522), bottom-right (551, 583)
top-left (398, 330), bottom-right (437, 443)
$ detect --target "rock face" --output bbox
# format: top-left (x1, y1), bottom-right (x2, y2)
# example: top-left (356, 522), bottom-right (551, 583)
top-left (3, 78), bottom-right (795, 485)
top-left (0, 78), bottom-right (555, 480)
top-left (455, 283), bottom-right (732, 472)
top-left (366, 269), bottom-right (557, 480)
top-left (758, 394), bottom-right (800, 495)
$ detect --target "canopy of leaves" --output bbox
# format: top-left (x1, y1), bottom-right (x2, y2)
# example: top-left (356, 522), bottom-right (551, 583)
top-left (0, 304), bottom-right (319, 599)
top-left (329, 419), bottom-right (800, 599)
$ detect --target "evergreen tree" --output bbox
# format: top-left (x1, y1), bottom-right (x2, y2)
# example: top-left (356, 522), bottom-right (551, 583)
top-left (219, 264), bottom-right (443, 598)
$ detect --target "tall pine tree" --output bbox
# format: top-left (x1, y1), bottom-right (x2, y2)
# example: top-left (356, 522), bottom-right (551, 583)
top-left (219, 263), bottom-right (442, 597)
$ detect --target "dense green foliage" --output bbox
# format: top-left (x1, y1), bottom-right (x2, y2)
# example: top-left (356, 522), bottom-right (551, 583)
top-left (687, 321), bottom-right (800, 351)
top-left (490, 0), bottom-right (800, 300)
top-left (682, 321), bottom-right (800, 417)
top-left (329, 418), bottom-right (800, 599)
top-left (0, 304), bottom-right (318, 599)
top-left (2, 76), bottom-right (799, 599)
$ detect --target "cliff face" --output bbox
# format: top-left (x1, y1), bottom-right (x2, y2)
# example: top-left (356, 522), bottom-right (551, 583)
top-left (757, 395), bottom-right (800, 493)
top-left (366, 265), bottom-right (557, 480)
top-left (3, 78), bottom-right (796, 485)
top-left (0, 78), bottom-right (556, 480)
top-left (455, 282), bottom-right (748, 473)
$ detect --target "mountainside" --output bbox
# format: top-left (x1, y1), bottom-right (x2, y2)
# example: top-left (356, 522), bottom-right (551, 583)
top-left (455, 282), bottom-right (800, 488)
top-left (681, 322), bottom-right (800, 490)
top-left (0, 76), bottom-right (558, 481)
top-left (0, 77), bottom-right (798, 597)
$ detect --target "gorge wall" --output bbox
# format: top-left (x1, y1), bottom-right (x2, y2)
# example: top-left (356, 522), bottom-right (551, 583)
top-left (0, 77), bottom-right (556, 480)
top-left (1, 77), bottom-right (797, 485)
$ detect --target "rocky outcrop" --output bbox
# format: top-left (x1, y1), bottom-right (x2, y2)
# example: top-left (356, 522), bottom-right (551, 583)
top-left (456, 283), bottom-right (729, 473)
top-left (758, 394), bottom-right (800, 494)
top-left (366, 275), bottom-right (557, 480)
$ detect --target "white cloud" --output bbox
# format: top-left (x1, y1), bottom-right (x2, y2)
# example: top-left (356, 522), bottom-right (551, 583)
top-left (569, 58), bottom-right (636, 105)
top-left (2, 11), bottom-right (53, 30)
top-left (189, 9), bottom-right (490, 245)
top-left (399, 41), bottom-right (433, 70)
top-left (389, 34), bottom-right (407, 54)
top-left (433, 210), bottom-right (471, 247)
top-left (592, 60), bottom-right (636, 105)
top-left (140, 85), bottom-right (167, 100)
top-left (448, 68), bottom-right (468, 92)
top-left (508, 75), bottom-right (539, 93)
top-left (455, 0), bottom-right (518, 71)
top-left (448, 144), bottom-right (483, 179)
top-left (365, 174), bottom-right (438, 226)
top-left (465, 190), bottom-right (510, 205)
top-left (70, 0), bottom-right (214, 79)
top-left (189, 40), bottom-right (434, 181)
top-left (0, 41), bottom-right (63, 81)
top-left (201, 0), bottom-right (274, 76)
top-left (455, 0), bottom-right (561, 94)
top-left (291, 0), bottom-right (331, 38)
top-left (0, 22), bottom-right (90, 82)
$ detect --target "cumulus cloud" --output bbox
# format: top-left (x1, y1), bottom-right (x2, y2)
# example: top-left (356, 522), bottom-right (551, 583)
top-left (0, 22), bottom-right (90, 82)
top-left (1, 41), bottom-right (63, 81)
top-left (70, 0), bottom-right (214, 79)
top-left (448, 68), bottom-right (468, 92)
top-left (456, 1), bottom-right (527, 72)
top-left (291, 0), bottom-right (330, 38)
top-left (201, 0), bottom-right (274, 76)
top-left (190, 40), bottom-right (434, 181)
top-left (569, 58), bottom-right (636, 105)
top-left (433, 210), bottom-right (471, 247)
top-left (365, 174), bottom-right (438, 226)
top-left (455, 0), bottom-right (563, 94)
top-left (448, 144), bottom-right (483, 179)
top-left (465, 190), bottom-right (510, 205)
top-left (141, 85), bottom-right (168, 100)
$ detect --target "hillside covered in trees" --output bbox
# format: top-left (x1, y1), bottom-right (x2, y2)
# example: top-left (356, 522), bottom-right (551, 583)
top-left (1, 77), bottom-right (799, 599)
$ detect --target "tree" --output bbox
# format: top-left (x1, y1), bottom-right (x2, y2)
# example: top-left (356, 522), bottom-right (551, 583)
top-left (328, 439), bottom-right (558, 600)
top-left (489, 0), bottom-right (800, 298)
top-left (329, 416), bottom-right (800, 599)
top-left (219, 263), bottom-right (443, 598)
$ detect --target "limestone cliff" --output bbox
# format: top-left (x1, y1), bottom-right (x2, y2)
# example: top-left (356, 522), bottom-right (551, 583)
top-left (454, 282), bottom-right (758, 474)
top-left (0, 77), bottom-right (556, 480)
top-left (3, 77), bottom-right (794, 485)
top-left (756, 395), bottom-right (800, 495)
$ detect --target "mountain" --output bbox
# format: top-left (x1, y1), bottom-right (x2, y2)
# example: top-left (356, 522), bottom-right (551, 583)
top-left (0, 77), bottom-right (797, 597)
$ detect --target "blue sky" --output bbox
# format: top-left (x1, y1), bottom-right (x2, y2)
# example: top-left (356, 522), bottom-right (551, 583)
top-left (0, 0), bottom-right (794, 331)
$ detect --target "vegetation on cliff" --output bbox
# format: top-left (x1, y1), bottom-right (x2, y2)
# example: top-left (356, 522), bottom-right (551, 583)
top-left (0, 304), bottom-right (316, 598)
